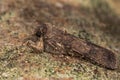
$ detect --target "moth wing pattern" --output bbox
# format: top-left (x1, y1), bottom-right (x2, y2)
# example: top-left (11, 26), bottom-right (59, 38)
top-left (27, 23), bottom-right (117, 70)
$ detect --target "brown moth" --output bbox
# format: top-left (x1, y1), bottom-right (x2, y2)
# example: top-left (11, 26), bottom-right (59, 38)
top-left (25, 23), bottom-right (117, 70)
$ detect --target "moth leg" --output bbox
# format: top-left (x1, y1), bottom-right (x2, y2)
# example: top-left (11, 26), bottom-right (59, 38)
top-left (24, 38), bottom-right (44, 53)
top-left (36, 38), bottom-right (44, 52)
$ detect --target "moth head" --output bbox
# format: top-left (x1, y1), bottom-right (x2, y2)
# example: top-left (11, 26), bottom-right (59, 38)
top-left (35, 23), bottom-right (47, 38)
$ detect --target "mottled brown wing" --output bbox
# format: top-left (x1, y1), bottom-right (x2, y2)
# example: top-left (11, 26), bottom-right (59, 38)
top-left (84, 42), bottom-right (117, 69)
top-left (43, 25), bottom-right (117, 69)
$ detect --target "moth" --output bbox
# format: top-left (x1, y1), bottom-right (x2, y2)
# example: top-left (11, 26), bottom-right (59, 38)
top-left (25, 23), bottom-right (117, 70)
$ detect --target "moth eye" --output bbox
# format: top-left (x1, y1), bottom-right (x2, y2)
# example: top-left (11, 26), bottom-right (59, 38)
top-left (35, 30), bottom-right (42, 37)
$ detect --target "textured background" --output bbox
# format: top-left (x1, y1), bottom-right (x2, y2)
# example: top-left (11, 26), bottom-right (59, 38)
top-left (0, 0), bottom-right (120, 80)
